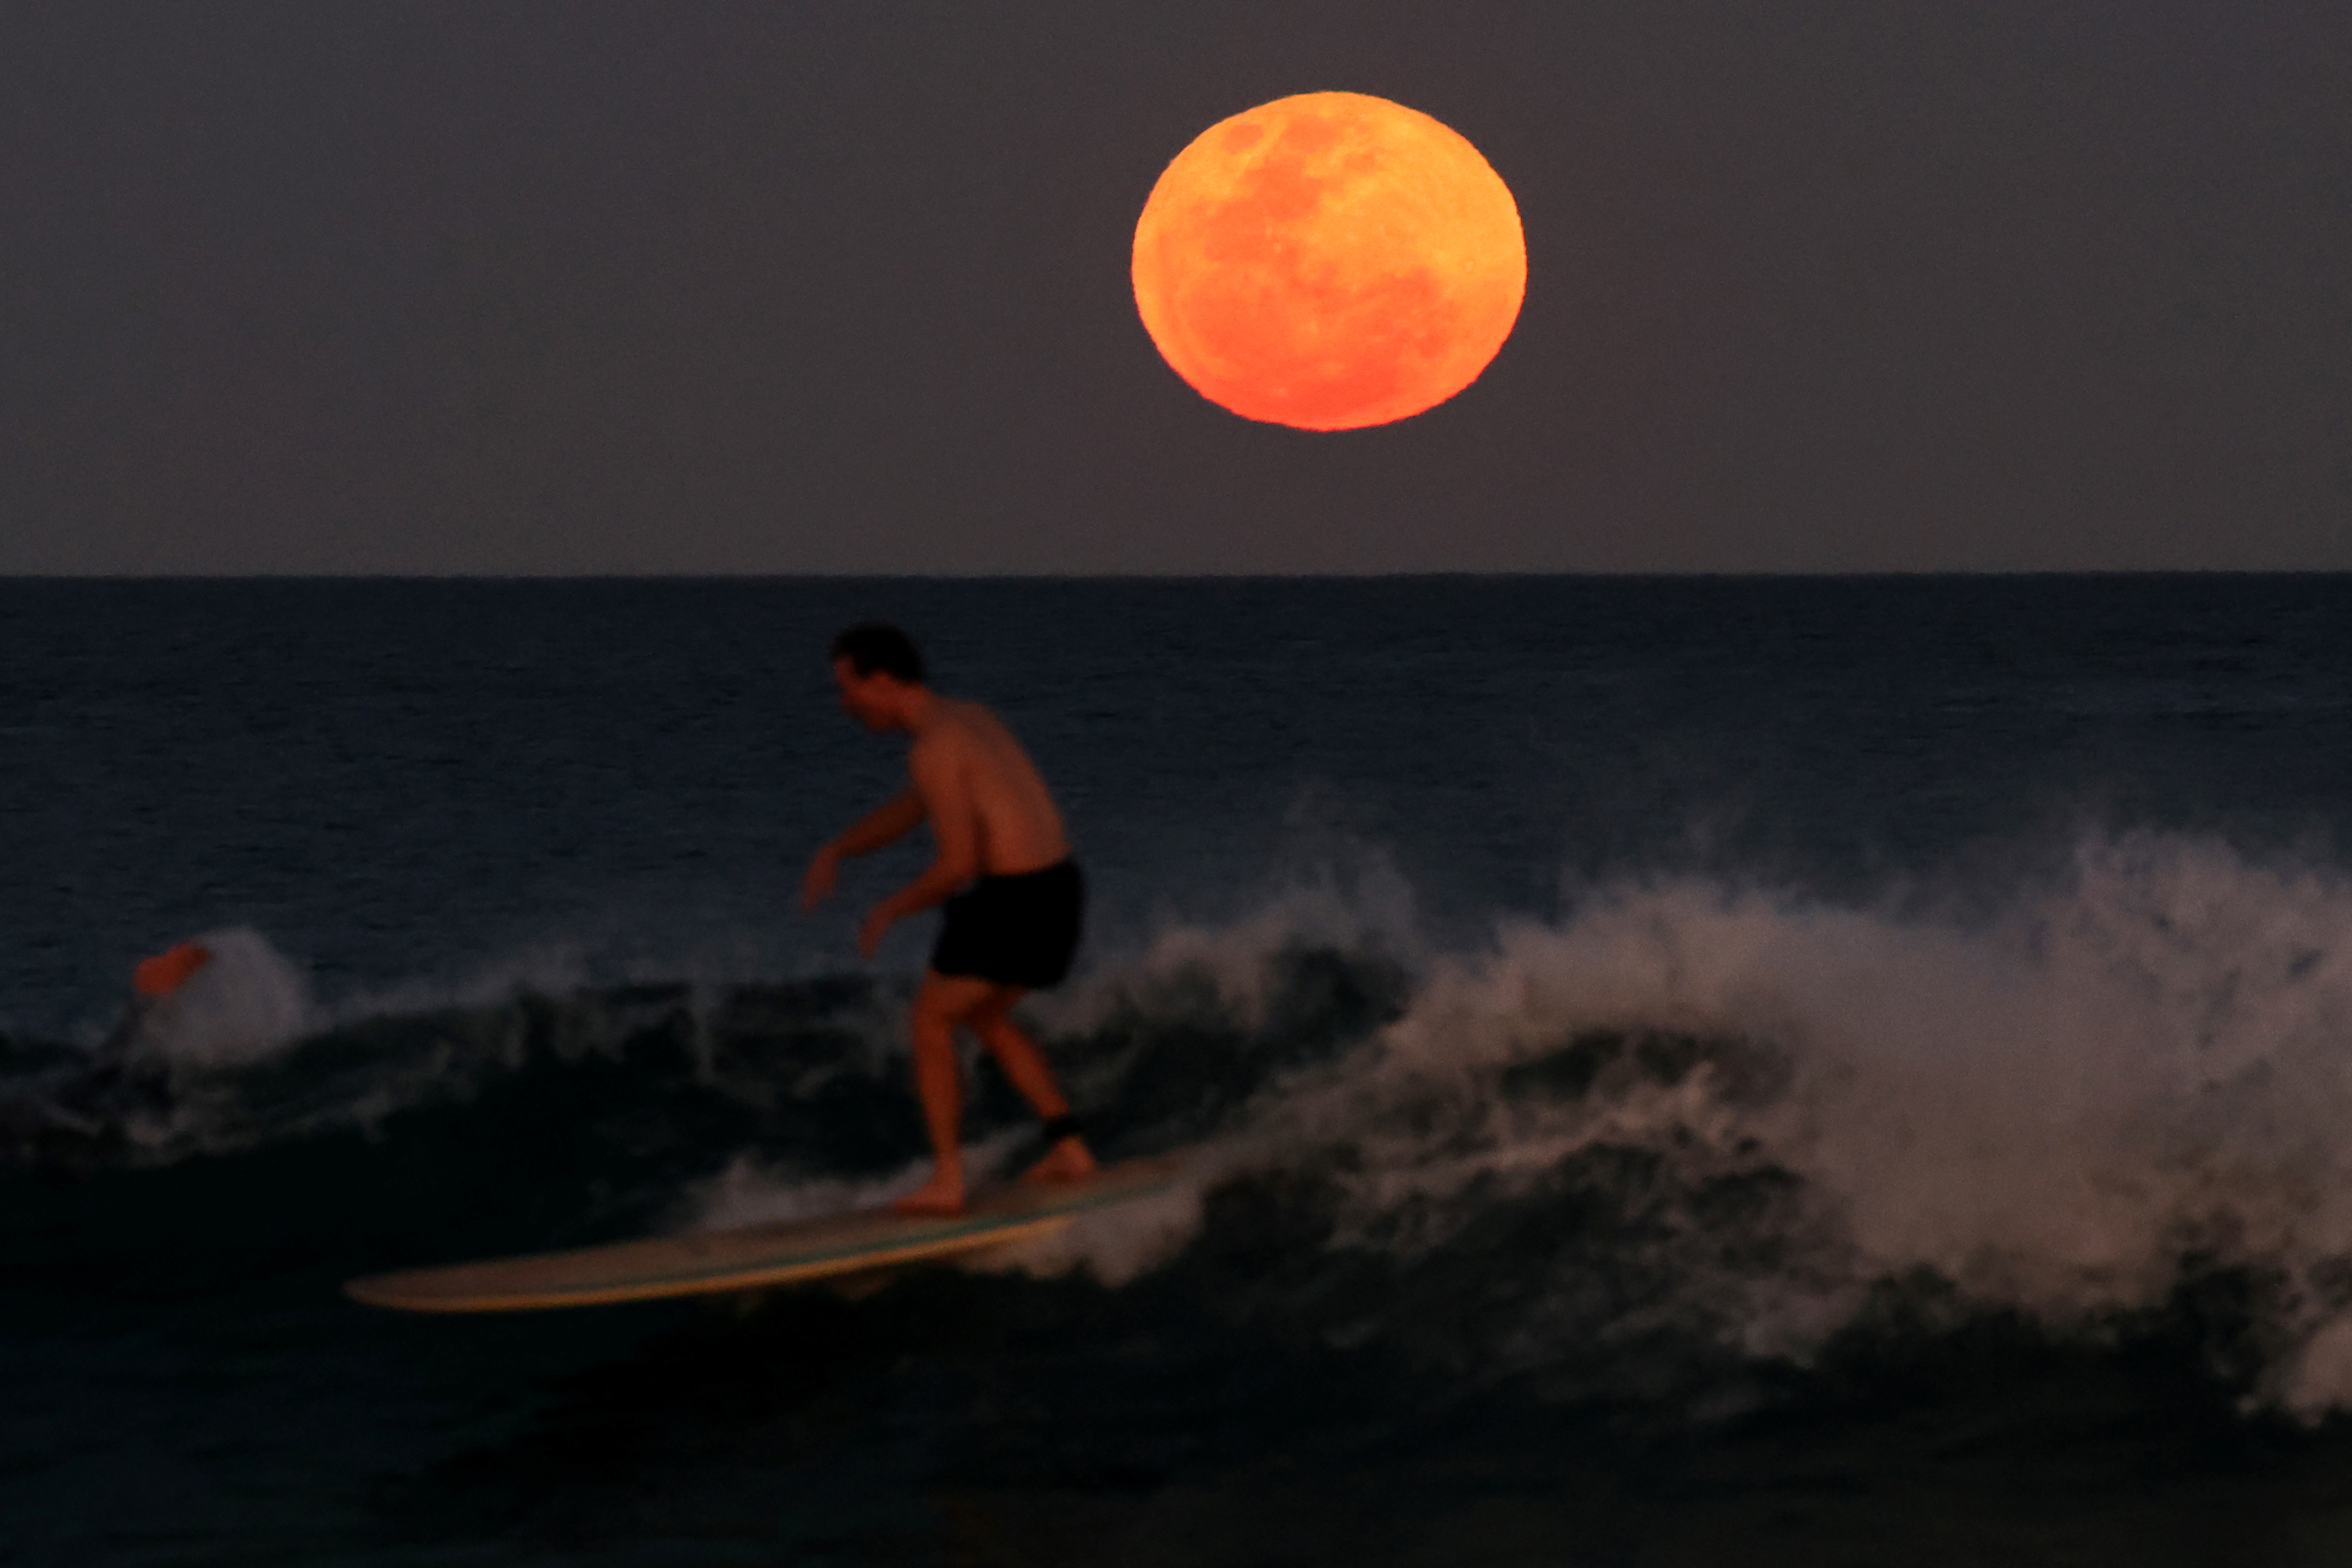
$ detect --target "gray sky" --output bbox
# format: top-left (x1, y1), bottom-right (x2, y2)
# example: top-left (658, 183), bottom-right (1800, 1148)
top-left (4, 1), bottom-right (2347, 574)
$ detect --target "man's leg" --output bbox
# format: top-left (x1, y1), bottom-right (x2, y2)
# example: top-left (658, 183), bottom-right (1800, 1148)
top-left (894, 971), bottom-right (998, 1215)
top-left (968, 988), bottom-right (1099, 1184)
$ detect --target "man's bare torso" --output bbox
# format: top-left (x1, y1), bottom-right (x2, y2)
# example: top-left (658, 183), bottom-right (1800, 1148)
top-left (908, 697), bottom-right (1069, 878)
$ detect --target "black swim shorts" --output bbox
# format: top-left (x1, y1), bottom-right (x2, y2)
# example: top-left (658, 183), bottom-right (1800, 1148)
top-left (930, 859), bottom-right (1085, 989)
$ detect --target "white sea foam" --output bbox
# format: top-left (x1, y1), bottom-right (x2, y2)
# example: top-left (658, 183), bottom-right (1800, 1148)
top-left (1177, 829), bottom-right (2352, 1414)
top-left (982, 1177), bottom-right (1209, 1287)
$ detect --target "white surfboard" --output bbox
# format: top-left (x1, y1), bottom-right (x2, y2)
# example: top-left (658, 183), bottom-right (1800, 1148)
top-left (343, 1155), bottom-right (1184, 1313)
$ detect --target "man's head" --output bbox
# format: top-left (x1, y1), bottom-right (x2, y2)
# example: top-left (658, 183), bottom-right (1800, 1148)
top-left (830, 623), bottom-right (926, 730)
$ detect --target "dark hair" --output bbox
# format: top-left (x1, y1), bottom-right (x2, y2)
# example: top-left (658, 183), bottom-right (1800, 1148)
top-left (830, 623), bottom-right (925, 683)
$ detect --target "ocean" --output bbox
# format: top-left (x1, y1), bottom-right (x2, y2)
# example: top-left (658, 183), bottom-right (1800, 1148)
top-left (3, 575), bottom-right (2350, 1565)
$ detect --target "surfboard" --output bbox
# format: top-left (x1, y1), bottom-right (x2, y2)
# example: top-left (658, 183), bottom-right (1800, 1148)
top-left (343, 1155), bottom-right (1185, 1313)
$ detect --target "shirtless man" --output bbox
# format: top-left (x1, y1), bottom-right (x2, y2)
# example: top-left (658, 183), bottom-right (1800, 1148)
top-left (801, 623), bottom-right (1097, 1215)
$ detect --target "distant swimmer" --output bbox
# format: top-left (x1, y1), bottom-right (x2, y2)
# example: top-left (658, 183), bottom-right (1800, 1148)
top-left (96, 941), bottom-right (213, 1066)
top-left (802, 623), bottom-right (1095, 1215)
top-left (34, 940), bottom-right (215, 1136)
top-left (134, 942), bottom-right (213, 1001)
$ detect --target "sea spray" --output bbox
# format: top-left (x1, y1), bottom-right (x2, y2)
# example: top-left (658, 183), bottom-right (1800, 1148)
top-left (1136, 829), bottom-right (2352, 1415)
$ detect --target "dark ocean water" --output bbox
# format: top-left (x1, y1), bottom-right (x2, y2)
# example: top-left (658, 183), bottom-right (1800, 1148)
top-left (4, 576), bottom-right (2352, 1565)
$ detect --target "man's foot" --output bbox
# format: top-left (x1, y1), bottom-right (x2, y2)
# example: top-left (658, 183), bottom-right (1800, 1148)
top-left (1021, 1135), bottom-right (1097, 1185)
top-left (892, 1169), bottom-right (966, 1216)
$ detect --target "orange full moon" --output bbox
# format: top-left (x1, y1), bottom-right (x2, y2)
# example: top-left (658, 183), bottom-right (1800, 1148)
top-left (1132, 92), bottom-right (1526, 431)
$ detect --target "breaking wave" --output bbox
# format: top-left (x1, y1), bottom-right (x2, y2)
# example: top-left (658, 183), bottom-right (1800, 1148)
top-left (6, 830), bottom-right (2351, 1419)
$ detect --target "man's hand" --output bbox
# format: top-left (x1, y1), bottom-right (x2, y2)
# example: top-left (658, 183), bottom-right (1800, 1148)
top-left (800, 845), bottom-right (841, 912)
top-left (857, 902), bottom-right (897, 960)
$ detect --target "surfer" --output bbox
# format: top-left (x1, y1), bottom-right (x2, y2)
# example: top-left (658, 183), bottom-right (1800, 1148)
top-left (802, 623), bottom-right (1096, 1215)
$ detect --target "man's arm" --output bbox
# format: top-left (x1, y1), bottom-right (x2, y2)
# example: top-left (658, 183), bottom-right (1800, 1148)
top-left (857, 739), bottom-right (981, 955)
top-left (832, 790), bottom-right (928, 857)
top-left (801, 789), bottom-right (926, 910)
